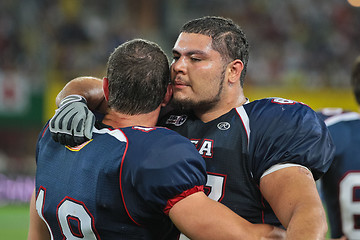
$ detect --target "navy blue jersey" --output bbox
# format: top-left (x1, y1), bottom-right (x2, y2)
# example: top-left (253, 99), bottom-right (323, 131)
top-left (35, 121), bottom-right (206, 239)
top-left (317, 108), bottom-right (360, 239)
top-left (158, 97), bottom-right (334, 226)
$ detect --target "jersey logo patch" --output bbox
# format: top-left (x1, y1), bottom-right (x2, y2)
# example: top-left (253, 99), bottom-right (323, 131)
top-left (165, 115), bottom-right (188, 126)
top-left (217, 122), bottom-right (230, 130)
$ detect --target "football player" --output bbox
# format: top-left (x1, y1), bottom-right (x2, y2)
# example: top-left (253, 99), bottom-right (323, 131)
top-left (317, 56), bottom-right (360, 240)
top-left (28, 39), bottom-right (285, 240)
top-left (48, 16), bottom-right (335, 239)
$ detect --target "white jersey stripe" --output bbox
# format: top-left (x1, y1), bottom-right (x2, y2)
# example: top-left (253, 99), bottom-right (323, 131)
top-left (93, 127), bottom-right (128, 143)
top-left (261, 163), bottom-right (310, 179)
top-left (325, 112), bottom-right (360, 127)
top-left (235, 106), bottom-right (250, 149)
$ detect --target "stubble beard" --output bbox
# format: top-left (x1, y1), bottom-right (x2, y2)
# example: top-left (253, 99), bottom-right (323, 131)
top-left (170, 70), bottom-right (225, 112)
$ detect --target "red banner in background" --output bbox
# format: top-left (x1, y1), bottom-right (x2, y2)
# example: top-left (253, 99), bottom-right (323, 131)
top-left (0, 71), bottom-right (29, 114)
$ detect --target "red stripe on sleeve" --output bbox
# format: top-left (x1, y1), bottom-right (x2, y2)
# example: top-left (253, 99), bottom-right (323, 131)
top-left (163, 185), bottom-right (204, 215)
top-left (42, 124), bottom-right (49, 138)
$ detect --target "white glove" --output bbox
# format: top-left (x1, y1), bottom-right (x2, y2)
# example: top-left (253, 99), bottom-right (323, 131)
top-left (49, 95), bottom-right (95, 146)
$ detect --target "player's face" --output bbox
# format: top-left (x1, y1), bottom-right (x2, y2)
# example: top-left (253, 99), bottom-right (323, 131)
top-left (170, 32), bottom-right (227, 111)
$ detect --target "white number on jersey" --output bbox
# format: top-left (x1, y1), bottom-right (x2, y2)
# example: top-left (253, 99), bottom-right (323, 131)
top-left (36, 187), bottom-right (99, 239)
top-left (339, 172), bottom-right (360, 239)
top-left (271, 98), bottom-right (296, 105)
top-left (36, 188), bottom-right (54, 240)
top-left (206, 173), bottom-right (226, 201)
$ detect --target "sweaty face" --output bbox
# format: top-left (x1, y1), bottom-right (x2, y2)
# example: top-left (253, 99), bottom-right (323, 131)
top-left (171, 33), bottom-right (226, 111)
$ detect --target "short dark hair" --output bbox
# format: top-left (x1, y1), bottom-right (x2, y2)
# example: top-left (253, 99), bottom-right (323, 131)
top-left (352, 56), bottom-right (360, 105)
top-left (106, 39), bottom-right (170, 114)
top-left (180, 16), bottom-right (249, 87)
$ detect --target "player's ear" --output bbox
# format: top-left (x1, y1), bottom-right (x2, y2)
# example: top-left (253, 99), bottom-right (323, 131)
top-left (227, 59), bottom-right (243, 84)
top-left (161, 83), bottom-right (173, 107)
top-left (103, 77), bottom-right (109, 101)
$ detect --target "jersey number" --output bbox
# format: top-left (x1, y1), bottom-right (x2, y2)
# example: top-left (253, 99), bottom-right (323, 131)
top-left (339, 172), bottom-right (360, 239)
top-left (205, 173), bottom-right (226, 201)
top-left (271, 98), bottom-right (296, 105)
top-left (36, 187), bottom-right (99, 239)
top-left (179, 173), bottom-right (226, 240)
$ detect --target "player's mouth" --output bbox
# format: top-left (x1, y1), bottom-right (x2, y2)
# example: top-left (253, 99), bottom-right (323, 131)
top-left (172, 77), bottom-right (189, 90)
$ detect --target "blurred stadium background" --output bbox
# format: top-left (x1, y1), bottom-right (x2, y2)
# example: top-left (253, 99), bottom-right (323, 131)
top-left (0, 0), bottom-right (359, 238)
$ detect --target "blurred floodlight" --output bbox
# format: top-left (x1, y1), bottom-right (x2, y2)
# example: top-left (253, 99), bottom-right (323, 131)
top-left (348, 0), bottom-right (360, 7)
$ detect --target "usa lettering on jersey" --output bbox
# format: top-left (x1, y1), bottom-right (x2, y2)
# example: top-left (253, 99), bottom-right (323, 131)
top-left (191, 139), bottom-right (213, 158)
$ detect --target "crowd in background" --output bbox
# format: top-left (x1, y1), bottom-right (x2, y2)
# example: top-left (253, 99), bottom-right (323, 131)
top-left (0, 0), bottom-right (359, 202)
top-left (1, 0), bottom-right (359, 89)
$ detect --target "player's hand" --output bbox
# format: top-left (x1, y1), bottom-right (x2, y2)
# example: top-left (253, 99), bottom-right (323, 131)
top-left (49, 95), bottom-right (95, 146)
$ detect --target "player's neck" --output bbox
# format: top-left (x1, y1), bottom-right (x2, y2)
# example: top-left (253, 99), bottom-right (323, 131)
top-left (102, 107), bottom-right (160, 128)
top-left (195, 92), bottom-right (247, 123)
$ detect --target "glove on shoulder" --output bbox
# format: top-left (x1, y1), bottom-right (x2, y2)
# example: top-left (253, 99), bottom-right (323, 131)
top-left (49, 95), bottom-right (95, 146)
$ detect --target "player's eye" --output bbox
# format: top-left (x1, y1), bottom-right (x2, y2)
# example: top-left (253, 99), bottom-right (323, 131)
top-left (190, 57), bottom-right (201, 62)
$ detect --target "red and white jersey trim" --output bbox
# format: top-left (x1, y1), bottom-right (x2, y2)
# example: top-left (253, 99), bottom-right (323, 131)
top-left (93, 127), bottom-right (127, 143)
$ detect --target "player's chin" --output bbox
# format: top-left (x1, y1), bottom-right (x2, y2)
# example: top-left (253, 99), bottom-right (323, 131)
top-left (172, 89), bottom-right (191, 101)
top-left (171, 95), bottom-right (196, 110)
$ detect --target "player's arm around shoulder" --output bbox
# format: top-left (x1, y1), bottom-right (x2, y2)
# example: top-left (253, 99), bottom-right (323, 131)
top-left (169, 191), bottom-right (286, 240)
top-left (56, 76), bottom-right (106, 111)
top-left (260, 165), bottom-right (327, 240)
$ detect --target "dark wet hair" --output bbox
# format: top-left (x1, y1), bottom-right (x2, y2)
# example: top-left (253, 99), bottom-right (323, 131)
top-left (107, 39), bottom-right (170, 114)
top-left (180, 16), bottom-right (249, 87)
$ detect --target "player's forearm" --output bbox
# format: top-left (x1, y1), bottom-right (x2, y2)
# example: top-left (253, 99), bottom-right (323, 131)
top-left (169, 192), bottom-right (285, 240)
top-left (260, 166), bottom-right (327, 240)
top-left (56, 76), bottom-right (106, 112)
top-left (285, 204), bottom-right (327, 240)
top-left (281, 175), bottom-right (328, 240)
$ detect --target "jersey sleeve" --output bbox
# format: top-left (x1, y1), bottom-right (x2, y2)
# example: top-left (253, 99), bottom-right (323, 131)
top-left (137, 134), bottom-right (206, 207)
top-left (121, 129), bottom-right (207, 223)
top-left (248, 98), bottom-right (335, 183)
top-left (317, 108), bottom-right (355, 156)
top-left (35, 121), bottom-right (51, 165)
